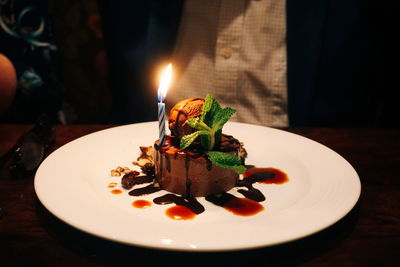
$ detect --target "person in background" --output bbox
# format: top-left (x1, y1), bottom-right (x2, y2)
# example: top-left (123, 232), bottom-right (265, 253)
top-left (168, 0), bottom-right (288, 127)
top-left (0, 0), bottom-right (62, 124)
top-left (99, 0), bottom-right (397, 127)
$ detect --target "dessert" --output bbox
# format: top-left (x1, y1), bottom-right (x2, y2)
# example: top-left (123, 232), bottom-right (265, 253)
top-left (154, 95), bottom-right (247, 197)
top-left (114, 94), bottom-right (289, 220)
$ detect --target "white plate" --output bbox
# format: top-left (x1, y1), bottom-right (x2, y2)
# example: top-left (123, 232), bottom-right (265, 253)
top-left (34, 122), bottom-right (360, 251)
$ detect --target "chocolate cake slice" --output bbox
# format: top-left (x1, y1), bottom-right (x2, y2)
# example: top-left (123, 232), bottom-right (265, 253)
top-left (154, 135), bottom-right (245, 197)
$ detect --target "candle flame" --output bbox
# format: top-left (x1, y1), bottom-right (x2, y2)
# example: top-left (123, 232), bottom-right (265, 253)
top-left (157, 64), bottom-right (172, 102)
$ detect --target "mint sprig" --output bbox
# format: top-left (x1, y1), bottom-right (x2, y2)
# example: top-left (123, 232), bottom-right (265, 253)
top-left (179, 94), bottom-right (235, 150)
top-left (211, 107), bottom-right (236, 131)
top-left (207, 151), bottom-right (246, 174)
top-left (180, 130), bottom-right (209, 150)
top-left (179, 94), bottom-right (246, 174)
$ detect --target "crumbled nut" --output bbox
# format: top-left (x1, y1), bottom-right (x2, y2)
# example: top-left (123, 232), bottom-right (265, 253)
top-left (133, 159), bottom-right (150, 168)
top-left (111, 170), bottom-right (121, 176)
top-left (140, 146), bottom-right (153, 158)
top-left (116, 166), bottom-right (124, 173)
top-left (133, 146), bottom-right (154, 168)
top-left (122, 167), bottom-right (131, 174)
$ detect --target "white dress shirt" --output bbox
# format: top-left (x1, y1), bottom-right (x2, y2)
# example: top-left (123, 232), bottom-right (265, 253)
top-left (168, 0), bottom-right (288, 127)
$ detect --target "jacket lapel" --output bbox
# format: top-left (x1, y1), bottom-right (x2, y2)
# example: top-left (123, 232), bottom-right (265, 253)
top-left (286, 0), bottom-right (329, 126)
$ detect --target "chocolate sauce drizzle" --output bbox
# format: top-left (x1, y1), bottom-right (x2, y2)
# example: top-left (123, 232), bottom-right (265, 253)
top-left (121, 173), bottom-right (154, 189)
top-left (236, 175), bottom-right (269, 202)
top-left (205, 192), bottom-right (237, 206)
top-left (185, 153), bottom-right (191, 197)
top-left (165, 155), bottom-right (171, 172)
top-left (129, 184), bottom-right (161, 196)
top-left (119, 167), bottom-right (288, 218)
top-left (154, 193), bottom-right (204, 214)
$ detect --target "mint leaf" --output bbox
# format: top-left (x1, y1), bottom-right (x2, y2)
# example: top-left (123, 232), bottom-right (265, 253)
top-left (203, 96), bottom-right (221, 127)
top-left (211, 107), bottom-right (236, 131)
top-left (181, 94), bottom-right (234, 151)
top-left (180, 130), bottom-right (210, 150)
top-left (200, 135), bottom-right (209, 150)
top-left (186, 117), bottom-right (200, 129)
top-left (207, 151), bottom-right (246, 174)
top-left (200, 94), bottom-right (213, 122)
top-left (187, 118), bottom-right (212, 131)
top-left (180, 131), bottom-right (199, 150)
top-left (214, 129), bottom-right (222, 147)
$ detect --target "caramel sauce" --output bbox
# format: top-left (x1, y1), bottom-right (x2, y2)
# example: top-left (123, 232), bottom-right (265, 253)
top-left (243, 167), bottom-right (289, 184)
top-left (165, 147), bottom-right (180, 155)
top-left (224, 197), bottom-right (264, 216)
top-left (132, 200), bottom-right (152, 209)
top-left (111, 189), bottom-right (122, 194)
top-left (206, 192), bottom-right (264, 216)
top-left (108, 182), bottom-right (117, 188)
top-left (165, 205), bottom-right (196, 220)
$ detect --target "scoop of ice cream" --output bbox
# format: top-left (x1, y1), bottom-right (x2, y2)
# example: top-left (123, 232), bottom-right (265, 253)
top-left (168, 98), bottom-right (205, 140)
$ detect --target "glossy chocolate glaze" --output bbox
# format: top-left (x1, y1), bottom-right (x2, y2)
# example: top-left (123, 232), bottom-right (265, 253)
top-left (154, 135), bottom-right (243, 197)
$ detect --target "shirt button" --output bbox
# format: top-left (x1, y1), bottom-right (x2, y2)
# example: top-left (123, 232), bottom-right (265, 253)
top-left (222, 47), bottom-right (233, 59)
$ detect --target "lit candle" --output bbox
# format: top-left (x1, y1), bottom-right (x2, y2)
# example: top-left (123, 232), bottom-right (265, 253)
top-left (157, 64), bottom-right (172, 146)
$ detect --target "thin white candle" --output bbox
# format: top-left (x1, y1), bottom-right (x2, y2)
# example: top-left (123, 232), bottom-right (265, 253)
top-left (157, 64), bottom-right (172, 146)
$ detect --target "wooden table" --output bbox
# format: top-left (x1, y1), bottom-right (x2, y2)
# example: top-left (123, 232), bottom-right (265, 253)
top-left (1, 125), bottom-right (399, 266)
